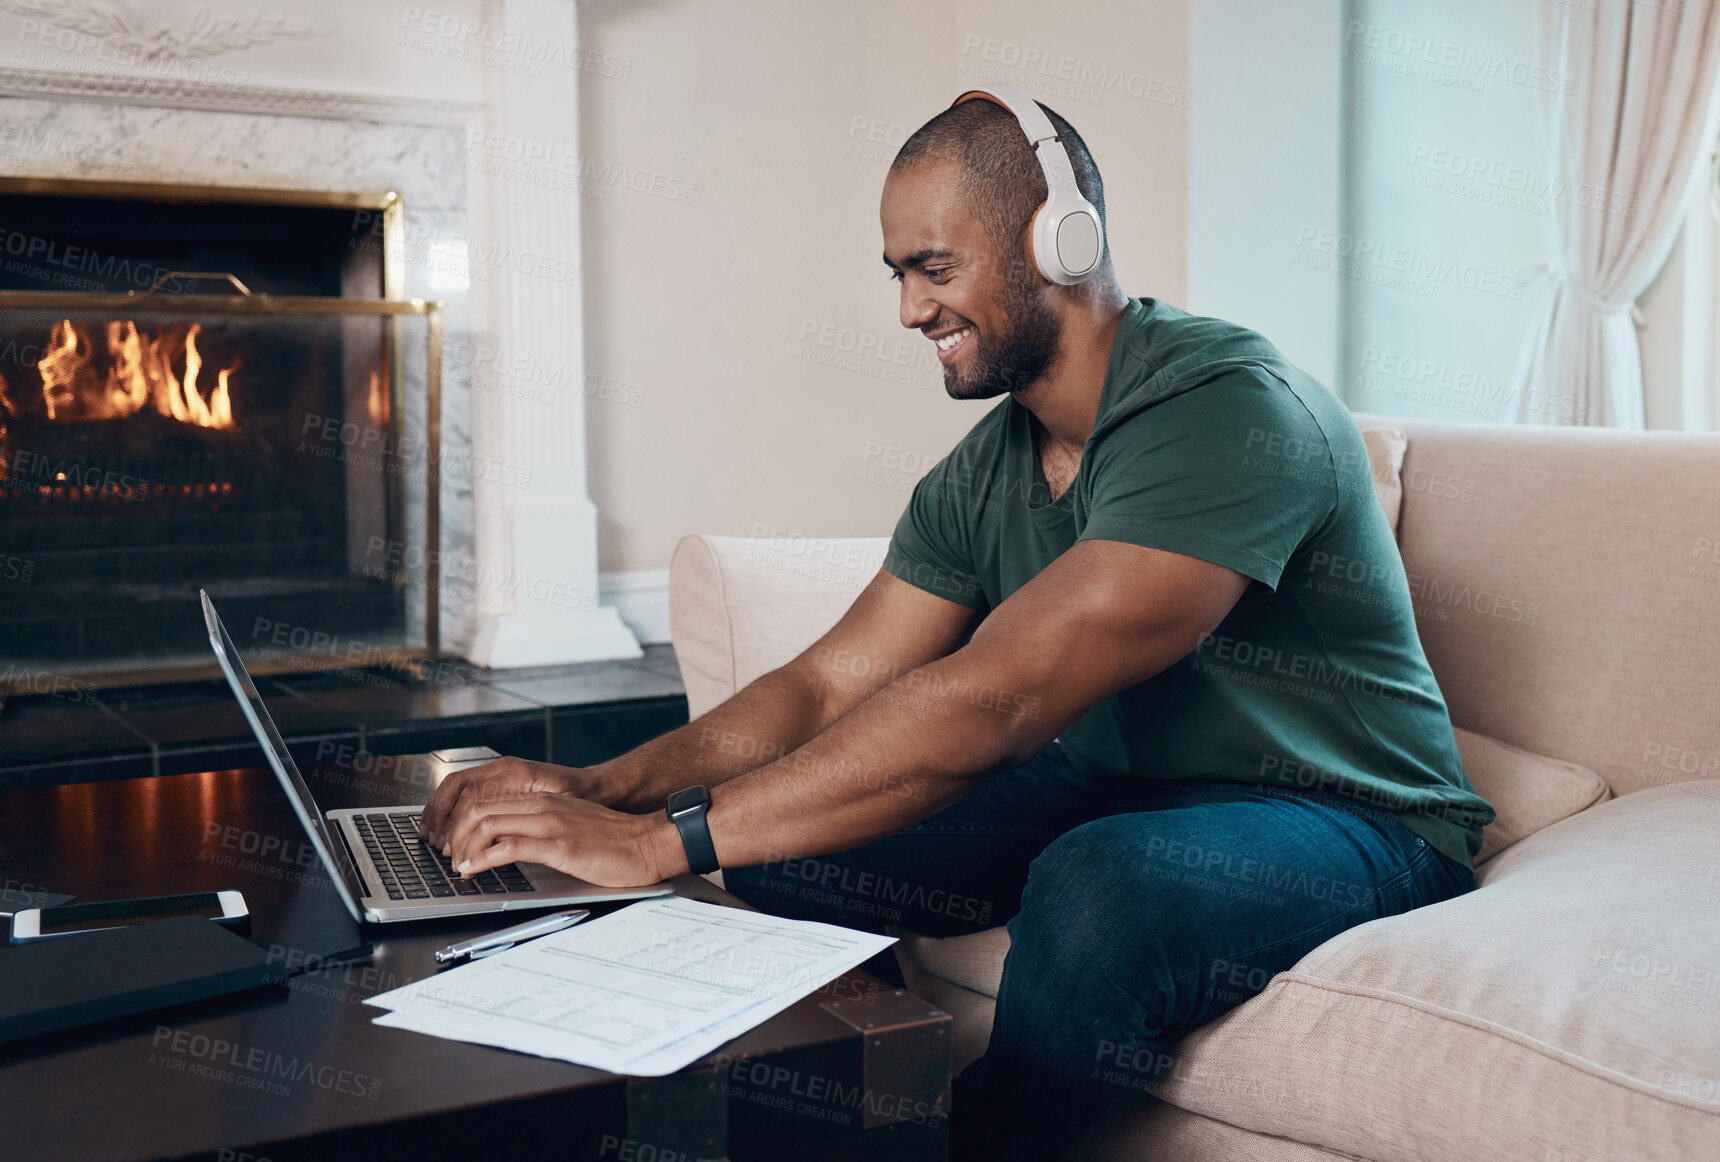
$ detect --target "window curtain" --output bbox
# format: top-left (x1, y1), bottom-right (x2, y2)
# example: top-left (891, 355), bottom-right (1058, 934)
top-left (1509, 0), bottom-right (1720, 427)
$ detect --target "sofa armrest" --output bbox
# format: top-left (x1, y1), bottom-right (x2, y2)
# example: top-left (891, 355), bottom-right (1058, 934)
top-left (667, 534), bottom-right (890, 718)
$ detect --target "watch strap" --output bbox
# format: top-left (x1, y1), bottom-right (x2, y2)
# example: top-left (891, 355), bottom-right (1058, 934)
top-left (667, 787), bottom-right (719, 875)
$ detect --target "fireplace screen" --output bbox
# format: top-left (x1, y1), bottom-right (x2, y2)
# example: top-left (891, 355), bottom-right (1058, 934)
top-left (0, 284), bottom-right (441, 689)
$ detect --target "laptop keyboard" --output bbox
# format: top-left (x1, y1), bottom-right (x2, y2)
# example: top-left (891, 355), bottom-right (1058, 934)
top-left (352, 812), bottom-right (536, 901)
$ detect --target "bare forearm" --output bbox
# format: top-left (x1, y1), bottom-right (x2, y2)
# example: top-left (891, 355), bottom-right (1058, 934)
top-left (592, 662), bottom-right (838, 811)
top-left (692, 653), bottom-right (1052, 868)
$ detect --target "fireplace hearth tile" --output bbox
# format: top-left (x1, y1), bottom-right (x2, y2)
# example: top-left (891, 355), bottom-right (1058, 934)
top-left (0, 651), bottom-right (689, 789)
top-left (99, 679), bottom-right (365, 749)
top-left (282, 671), bottom-right (543, 728)
top-left (551, 699), bottom-right (692, 769)
top-left (154, 738), bottom-right (362, 782)
top-left (484, 659), bottom-right (685, 707)
top-left (0, 753), bottom-right (159, 789)
top-left (359, 717), bottom-right (550, 768)
top-left (0, 693), bottom-right (152, 766)
top-left (623, 644), bottom-right (686, 682)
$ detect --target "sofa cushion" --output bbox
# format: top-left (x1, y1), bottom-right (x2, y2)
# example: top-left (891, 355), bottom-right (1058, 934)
top-left (1453, 725), bottom-right (1610, 864)
top-left (1140, 780), bottom-right (1720, 1162)
top-left (892, 940), bottom-right (1005, 1078)
top-left (1357, 424), bottom-right (1407, 535)
top-left (1076, 1102), bottom-right (1364, 1162)
top-left (897, 925), bottom-right (1011, 999)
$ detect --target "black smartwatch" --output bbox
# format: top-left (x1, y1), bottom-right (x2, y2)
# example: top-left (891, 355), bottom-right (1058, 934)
top-left (666, 785), bottom-right (719, 875)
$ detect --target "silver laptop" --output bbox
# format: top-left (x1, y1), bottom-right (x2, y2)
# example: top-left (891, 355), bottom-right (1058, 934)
top-left (200, 590), bottom-right (673, 923)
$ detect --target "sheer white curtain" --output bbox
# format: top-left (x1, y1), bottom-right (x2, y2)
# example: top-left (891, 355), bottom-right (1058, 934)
top-left (1510, 0), bottom-right (1720, 427)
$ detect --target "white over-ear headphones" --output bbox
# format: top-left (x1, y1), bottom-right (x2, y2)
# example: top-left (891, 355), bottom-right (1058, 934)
top-left (951, 83), bottom-right (1105, 285)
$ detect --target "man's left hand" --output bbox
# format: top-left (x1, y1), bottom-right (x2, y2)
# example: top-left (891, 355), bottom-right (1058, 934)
top-left (441, 790), bottom-right (682, 887)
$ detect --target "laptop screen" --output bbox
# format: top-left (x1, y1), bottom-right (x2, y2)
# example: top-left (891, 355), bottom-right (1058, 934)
top-left (200, 591), bottom-right (366, 922)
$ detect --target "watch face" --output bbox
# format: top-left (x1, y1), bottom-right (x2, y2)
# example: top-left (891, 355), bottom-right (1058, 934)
top-left (666, 786), bottom-right (709, 816)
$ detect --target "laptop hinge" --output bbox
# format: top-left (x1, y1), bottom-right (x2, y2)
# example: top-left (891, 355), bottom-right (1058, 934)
top-left (329, 818), bottom-right (373, 900)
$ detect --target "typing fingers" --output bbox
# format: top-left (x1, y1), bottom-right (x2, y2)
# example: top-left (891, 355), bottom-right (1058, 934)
top-left (451, 815), bottom-right (568, 878)
top-left (424, 758), bottom-right (519, 845)
top-left (420, 767), bottom-right (475, 845)
top-left (445, 790), bottom-right (563, 869)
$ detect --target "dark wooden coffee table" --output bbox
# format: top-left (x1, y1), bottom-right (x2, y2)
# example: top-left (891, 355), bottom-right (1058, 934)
top-left (0, 757), bottom-right (951, 1161)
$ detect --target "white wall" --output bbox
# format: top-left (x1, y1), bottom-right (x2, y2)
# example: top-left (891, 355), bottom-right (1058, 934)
top-left (577, 0), bottom-right (1190, 574)
top-left (1188, 0), bottom-right (1344, 388)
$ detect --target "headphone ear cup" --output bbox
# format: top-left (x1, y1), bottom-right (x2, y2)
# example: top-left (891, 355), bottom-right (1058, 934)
top-left (1054, 205), bottom-right (1102, 280)
top-left (1030, 198), bottom-right (1102, 285)
top-left (1031, 200), bottom-right (1074, 284)
top-left (1024, 201), bottom-right (1053, 283)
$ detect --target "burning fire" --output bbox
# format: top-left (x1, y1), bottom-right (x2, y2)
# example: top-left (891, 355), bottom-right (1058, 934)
top-left (36, 319), bottom-right (237, 430)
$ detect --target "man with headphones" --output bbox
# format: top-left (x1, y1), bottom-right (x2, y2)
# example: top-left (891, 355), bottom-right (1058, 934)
top-left (424, 84), bottom-right (1491, 1159)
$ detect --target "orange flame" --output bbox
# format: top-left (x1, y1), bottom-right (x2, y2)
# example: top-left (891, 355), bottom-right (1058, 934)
top-left (366, 369), bottom-right (387, 429)
top-left (38, 319), bottom-right (95, 420)
top-left (35, 318), bottom-right (238, 430)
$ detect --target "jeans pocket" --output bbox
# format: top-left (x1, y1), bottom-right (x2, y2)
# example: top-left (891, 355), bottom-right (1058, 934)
top-left (1375, 840), bottom-right (1435, 917)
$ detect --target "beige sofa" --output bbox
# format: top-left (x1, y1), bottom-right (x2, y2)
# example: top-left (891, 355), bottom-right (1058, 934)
top-left (667, 416), bottom-right (1720, 1160)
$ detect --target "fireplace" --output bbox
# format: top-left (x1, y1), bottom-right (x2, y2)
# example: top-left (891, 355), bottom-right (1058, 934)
top-left (0, 178), bottom-right (441, 690)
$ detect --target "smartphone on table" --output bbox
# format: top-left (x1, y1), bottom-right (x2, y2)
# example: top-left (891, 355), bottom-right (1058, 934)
top-left (8, 890), bottom-right (249, 942)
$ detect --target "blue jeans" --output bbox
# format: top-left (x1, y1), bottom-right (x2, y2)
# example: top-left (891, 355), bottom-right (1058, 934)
top-left (723, 742), bottom-right (1474, 1160)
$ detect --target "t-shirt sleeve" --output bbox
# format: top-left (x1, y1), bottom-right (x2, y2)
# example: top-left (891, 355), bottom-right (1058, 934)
top-left (1077, 370), bottom-right (1335, 590)
top-left (882, 455), bottom-right (988, 608)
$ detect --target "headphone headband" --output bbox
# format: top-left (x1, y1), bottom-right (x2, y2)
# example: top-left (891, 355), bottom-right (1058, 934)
top-left (953, 87), bottom-right (1060, 145)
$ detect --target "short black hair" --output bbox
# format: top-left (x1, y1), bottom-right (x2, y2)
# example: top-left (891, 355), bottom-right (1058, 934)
top-left (890, 96), bottom-right (1107, 271)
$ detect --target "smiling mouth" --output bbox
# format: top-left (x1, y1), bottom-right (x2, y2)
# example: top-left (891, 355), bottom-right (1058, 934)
top-left (931, 327), bottom-right (972, 363)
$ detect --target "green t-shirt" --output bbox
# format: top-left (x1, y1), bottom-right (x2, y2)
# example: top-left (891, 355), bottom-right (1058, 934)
top-left (882, 297), bottom-right (1494, 866)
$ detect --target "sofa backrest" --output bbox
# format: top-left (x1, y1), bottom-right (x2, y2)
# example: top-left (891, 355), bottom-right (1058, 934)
top-left (1385, 418), bottom-right (1720, 798)
top-left (669, 420), bottom-right (1720, 800)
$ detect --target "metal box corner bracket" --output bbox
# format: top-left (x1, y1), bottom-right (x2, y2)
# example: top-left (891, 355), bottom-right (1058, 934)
top-left (819, 989), bottom-right (952, 1132)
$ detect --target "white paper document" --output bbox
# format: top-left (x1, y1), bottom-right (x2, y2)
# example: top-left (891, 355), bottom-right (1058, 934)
top-left (366, 896), bottom-right (896, 1076)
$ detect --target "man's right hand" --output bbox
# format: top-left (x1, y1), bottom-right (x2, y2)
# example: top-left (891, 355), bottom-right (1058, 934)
top-left (420, 756), bottom-right (607, 850)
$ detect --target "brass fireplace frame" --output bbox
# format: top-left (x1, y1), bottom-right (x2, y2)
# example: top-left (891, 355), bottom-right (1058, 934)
top-left (0, 177), bottom-right (406, 300)
top-left (0, 180), bottom-right (444, 692)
